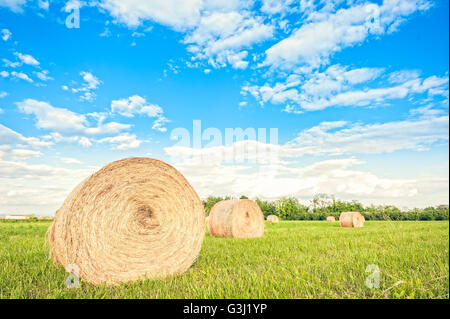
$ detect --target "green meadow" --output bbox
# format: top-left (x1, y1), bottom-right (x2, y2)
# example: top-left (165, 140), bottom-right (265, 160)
top-left (0, 220), bottom-right (448, 299)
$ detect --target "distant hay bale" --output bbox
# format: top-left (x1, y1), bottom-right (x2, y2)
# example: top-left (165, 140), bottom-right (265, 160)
top-left (266, 215), bottom-right (279, 223)
top-left (48, 157), bottom-right (205, 286)
top-left (326, 216), bottom-right (336, 222)
top-left (209, 199), bottom-right (264, 238)
top-left (339, 212), bottom-right (365, 228)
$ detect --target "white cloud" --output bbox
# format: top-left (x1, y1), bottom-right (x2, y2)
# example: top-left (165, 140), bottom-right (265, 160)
top-left (0, 91), bottom-right (7, 98)
top-left (99, 0), bottom-right (203, 29)
top-left (263, 0), bottom-right (431, 69)
top-left (288, 114), bottom-right (448, 155)
top-left (10, 71), bottom-right (33, 82)
top-left (165, 108), bottom-right (448, 161)
top-left (98, 133), bottom-right (143, 150)
top-left (60, 157), bottom-right (82, 164)
top-left (10, 149), bottom-right (41, 161)
top-left (0, 159), bottom-right (97, 215)
top-left (38, 0), bottom-right (49, 10)
top-left (65, 71), bottom-right (102, 102)
top-left (14, 52), bottom-right (40, 66)
top-left (0, 71), bottom-right (9, 77)
top-left (16, 99), bottom-right (130, 136)
top-left (0, 0), bottom-right (28, 12)
top-left (78, 136), bottom-right (92, 148)
top-left (168, 156), bottom-right (430, 206)
top-left (184, 10), bottom-right (274, 69)
top-left (34, 70), bottom-right (53, 81)
top-left (80, 71), bottom-right (101, 89)
top-left (1, 28), bottom-right (12, 41)
top-left (3, 59), bottom-right (21, 68)
top-left (111, 95), bottom-right (169, 132)
top-left (0, 123), bottom-right (53, 148)
top-left (162, 109), bottom-right (449, 207)
top-left (242, 65), bottom-right (449, 112)
top-left (261, 0), bottom-right (294, 15)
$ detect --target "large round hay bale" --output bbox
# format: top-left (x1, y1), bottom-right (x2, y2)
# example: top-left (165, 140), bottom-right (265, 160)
top-left (48, 157), bottom-right (205, 285)
top-left (209, 199), bottom-right (264, 238)
top-left (266, 215), bottom-right (279, 223)
top-left (326, 216), bottom-right (336, 222)
top-left (339, 212), bottom-right (365, 227)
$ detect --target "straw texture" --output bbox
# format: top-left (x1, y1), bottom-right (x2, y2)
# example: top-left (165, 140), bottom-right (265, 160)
top-left (339, 212), bottom-right (365, 227)
top-left (266, 215), bottom-right (279, 223)
top-left (326, 216), bottom-right (336, 222)
top-left (209, 199), bottom-right (264, 238)
top-left (48, 157), bottom-right (205, 285)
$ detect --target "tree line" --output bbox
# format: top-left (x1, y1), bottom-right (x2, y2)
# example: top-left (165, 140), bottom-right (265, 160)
top-left (203, 195), bottom-right (449, 221)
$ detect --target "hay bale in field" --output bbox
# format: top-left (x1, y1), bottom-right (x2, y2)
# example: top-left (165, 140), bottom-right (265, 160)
top-left (326, 216), bottom-right (336, 222)
top-left (48, 157), bottom-right (205, 286)
top-left (339, 212), bottom-right (365, 228)
top-left (209, 199), bottom-right (264, 238)
top-left (266, 215), bottom-right (279, 223)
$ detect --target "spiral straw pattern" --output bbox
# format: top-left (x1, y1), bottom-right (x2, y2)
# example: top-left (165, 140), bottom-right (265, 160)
top-left (48, 157), bottom-right (205, 285)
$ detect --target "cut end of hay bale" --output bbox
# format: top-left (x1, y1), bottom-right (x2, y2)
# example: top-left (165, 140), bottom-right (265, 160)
top-left (209, 199), bottom-right (264, 238)
top-left (326, 216), bottom-right (336, 222)
top-left (266, 215), bottom-right (279, 223)
top-left (339, 212), bottom-right (365, 228)
top-left (48, 157), bottom-right (205, 286)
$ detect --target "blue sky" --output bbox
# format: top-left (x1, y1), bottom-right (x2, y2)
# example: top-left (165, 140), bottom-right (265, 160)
top-left (0, 0), bottom-right (448, 215)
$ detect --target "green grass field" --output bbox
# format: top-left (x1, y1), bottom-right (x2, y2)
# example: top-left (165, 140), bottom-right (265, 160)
top-left (0, 220), bottom-right (448, 299)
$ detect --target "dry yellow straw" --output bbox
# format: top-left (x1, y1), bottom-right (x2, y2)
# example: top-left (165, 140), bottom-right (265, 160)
top-left (339, 212), bottom-right (365, 227)
top-left (266, 215), bottom-right (279, 223)
top-left (209, 199), bottom-right (264, 238)
top-left (48, 157), bottom-right (205, 285)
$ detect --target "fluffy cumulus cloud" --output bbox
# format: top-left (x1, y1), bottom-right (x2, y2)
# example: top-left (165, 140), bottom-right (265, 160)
top-left (242, 65), bottom-right (449, 112)
top-left (263, 0), bottom-right (431, 69)
top-left (111, 95), bottom-right (169, 132)
top-left (184, 10), bottom-right (274, 69)
top-left (169, 156), bottom-right (443, 207)
top-left (97, 0), bottom-right (273, 69)
top-left (10, 71), bottom-right (33, 82)
top-left (0, 123), bottom-right (52, 149)
top-left (0, 159), bottom-right (97, 215)
top-left (0, 0), bottom-right (28, 12)
top-left (1, 28), bottom-right (12, 41)
top-left (15, 99), bottom-right (131, 144)
top-left (165, 107), bottom-right (448, 161)
top-left (99, 0), bottom-right (203, 29)
top-left (14, 52), bottom-right (40, 66)
top-left (65, 71), bottom-right (102, 102)
top-left (98, 133), bottom-right (143, 150)
top-left (163, 107), bottom-right (448, 206)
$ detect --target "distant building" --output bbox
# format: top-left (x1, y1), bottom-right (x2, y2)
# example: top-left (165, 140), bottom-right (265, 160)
top-left (38, 216), bottom-right (54, 220)
top-left (5, 214), bottom-right (33, 220)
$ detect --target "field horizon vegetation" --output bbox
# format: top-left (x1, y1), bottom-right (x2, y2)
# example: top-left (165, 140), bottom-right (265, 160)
top-left (0, 219), bottom-right (448, 299)
top-left (2, 195), bottom-right (449, 221)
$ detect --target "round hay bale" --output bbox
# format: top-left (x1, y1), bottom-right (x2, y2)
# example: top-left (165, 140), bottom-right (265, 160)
top-left (339, 212), bottom-right (365, 228)
top-left (48, 157), bottom-right (205, 285)
top-left (209, 199), bottom-right (264, 238)
top-left (266, 215), bottom-right (279, 223)
top-left (326, 216), bottom-right (336, 222)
